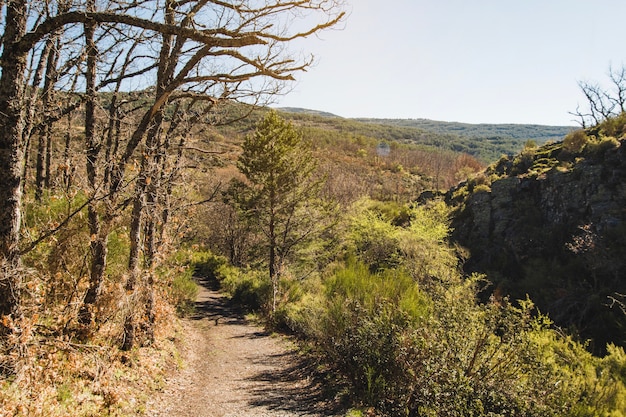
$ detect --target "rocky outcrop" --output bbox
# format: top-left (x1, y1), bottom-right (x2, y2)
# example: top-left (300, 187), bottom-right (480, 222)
top-left (448, 138), bottom-right (626, 352)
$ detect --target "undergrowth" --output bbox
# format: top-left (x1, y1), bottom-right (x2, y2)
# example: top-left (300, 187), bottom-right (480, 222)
top-left (0, 205), bottom-right (203, 416)
top-left (201, 197), bottom-right (626, 416)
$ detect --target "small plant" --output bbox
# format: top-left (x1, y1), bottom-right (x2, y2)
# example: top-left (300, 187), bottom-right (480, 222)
top-left (56, 383), bottom-right (73, 405)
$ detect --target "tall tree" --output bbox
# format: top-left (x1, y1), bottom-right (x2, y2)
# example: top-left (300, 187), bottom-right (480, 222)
top-left (235, 110), bottom-right (327, 314)
top-left (0, 0), bottom-right (29, 335)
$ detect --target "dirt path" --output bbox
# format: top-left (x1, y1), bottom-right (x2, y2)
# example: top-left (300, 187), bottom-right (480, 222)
top-left (145, 277), bottom-right (342, 417)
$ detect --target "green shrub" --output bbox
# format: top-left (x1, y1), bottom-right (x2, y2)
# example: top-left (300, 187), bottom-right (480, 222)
top-left (188, 250), bottom-right (229, 279)
top-left (311, 258), bottom-right (582, 415)
top-left (563, 129), bottom-right (590, 153)
top-left (532, 331), bottom-right (626, 416)
top-left (598, 111), bottom-right (626, 138)
top-left (105, 230), bottom-right (130, 279)
top-left (324, 260), bottom-right (429, 322)
top-left (511, 146), bottom-right (536, 175)
top-left (169, 268), bottom-right (198, 316)
top-left (584, 135), bottom-right (620, 158)
top-left (274, 287), bottom-right (325, 337)
top-left (348, 204), bottom-right (402, 271)
top-left (224, 269), bottom-right (270, 311)
top-left (473, 183), bottom-right (491, 193)
top-left (298, 199), bottom-right (626, 416)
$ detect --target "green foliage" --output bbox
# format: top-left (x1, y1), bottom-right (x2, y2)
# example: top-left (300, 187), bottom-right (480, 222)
top-left (231, 110), bottom-right (331, 314)
top-left (564, 129), bottom-right (590, 153)
top-left (532, 333), bottom-right (626, 416)
top-left (347, 199), bottom-right (458, 285)
top-left (584, 135), bottom-right (620, 158)
top-left (169, 269), bottom-right (199, 316)
top-left (597, 111), bottom-right (626, 138)
top-left (238, 110), bottom-right (316, 193)
top-left (324, 260), bottom-right (429, 323)
top-left (187, 250), bottom-right (232, 280)
top-left (313, 261), bottom-right (579, 415)
top-left (157, 247), bottom-right (206, 316)
top-left (220, 268), bottom-right (270, 312)
top-left (511, 145), bottom-right (537, 175)
top-left (318, 261), bottom-right (427, 412)
top-left (105, 230), bottom-right (130, 279)
top-left (348, 203), bottom-right (403, 271)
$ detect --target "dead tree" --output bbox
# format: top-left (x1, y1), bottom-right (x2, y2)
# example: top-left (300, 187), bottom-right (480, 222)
top-left (571, 65), bottom-right (626, 127)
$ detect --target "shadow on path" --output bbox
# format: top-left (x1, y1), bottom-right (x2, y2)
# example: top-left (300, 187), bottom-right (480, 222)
top-left (189, 276), bottom-right (246, 325)
top-left (246, 353), bottom-right (345, 416)
top-left (189, 275), bottom-right (346, 416)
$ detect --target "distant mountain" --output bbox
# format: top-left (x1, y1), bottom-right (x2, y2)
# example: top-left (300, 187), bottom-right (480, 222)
top-left (275, 107), bottom-right (341, 118)
top-left (277, 107), bottom-right (576, 163)
top-left (355, 118), bottom-right (576, 146)
top-left (275, 108), bottom-right (576, 162)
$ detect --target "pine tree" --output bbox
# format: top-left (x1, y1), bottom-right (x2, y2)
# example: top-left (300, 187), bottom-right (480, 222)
top-left (236, 110), bottom-right (325, 314)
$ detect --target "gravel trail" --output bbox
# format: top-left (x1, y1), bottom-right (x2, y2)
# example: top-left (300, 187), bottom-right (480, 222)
top-left (145, 277), bottom-right (342, 417)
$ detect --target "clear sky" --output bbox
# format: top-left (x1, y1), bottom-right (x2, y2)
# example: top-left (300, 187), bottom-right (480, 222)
top-left (275, 0), bottom-right (626, 126)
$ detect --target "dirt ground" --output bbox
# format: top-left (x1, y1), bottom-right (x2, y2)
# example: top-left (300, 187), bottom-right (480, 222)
top-left (144, 277), bottom-right (344, 417)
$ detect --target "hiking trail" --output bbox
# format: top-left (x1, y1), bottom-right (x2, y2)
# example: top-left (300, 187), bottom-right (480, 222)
top-left (145, 277), bottom-right (342, 417)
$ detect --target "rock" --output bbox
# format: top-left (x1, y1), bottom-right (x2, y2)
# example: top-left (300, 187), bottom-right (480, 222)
top-left (448, 138), bottom-right (626, 353)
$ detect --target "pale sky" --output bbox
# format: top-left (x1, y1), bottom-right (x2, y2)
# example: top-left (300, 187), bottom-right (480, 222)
top-left (276, 0), bottom-right (626, 126)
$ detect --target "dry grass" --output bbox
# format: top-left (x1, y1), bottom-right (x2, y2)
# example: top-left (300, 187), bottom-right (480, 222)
top-left (0, 299), bottom-right (184, 417)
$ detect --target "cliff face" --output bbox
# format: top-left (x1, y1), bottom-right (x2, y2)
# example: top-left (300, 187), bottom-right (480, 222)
top-left (448, 135), bottom-right (626, 352)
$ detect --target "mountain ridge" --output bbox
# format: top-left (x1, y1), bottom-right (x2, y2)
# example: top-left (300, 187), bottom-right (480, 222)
top-left (277, 106), bottom-right (575, 141)
top-left (276, 107), bottom-right (576, 162)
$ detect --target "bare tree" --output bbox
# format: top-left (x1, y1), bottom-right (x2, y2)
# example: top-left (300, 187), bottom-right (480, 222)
top-left (571, 65), bottom-right (626, 127)
top-left (0, 0), bottom-right (346, 356)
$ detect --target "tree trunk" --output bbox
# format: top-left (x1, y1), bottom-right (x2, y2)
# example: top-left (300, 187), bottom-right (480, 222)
top-left (35, 131), bottom-right (46, 200)
top-left (269, 216), bottom-right (277, 315)
top-left (62, 113), bottom-right (73, 191)
top-left (123, 118), bottom-right (160, 350)
top-left (0, 0), bottom-right (28, 374)
top-left (0, 0), bottom-right (28, 304)
top-left (78, 6), bottom-right (106, 331)
top-left (44, 123), bottom-right (53, 190)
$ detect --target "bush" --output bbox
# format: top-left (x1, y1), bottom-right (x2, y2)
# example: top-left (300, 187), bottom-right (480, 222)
top-left (316, 261), bottom-right (428, 414)
top-left (224, 269), bottom-right (270, 312)
top-left (169, 269), bottom-right (198, 316)
top-left (511, 146), bottom-right (537, 175)
top-left (598, 112), bottom-right (626, 138)
top-left (311, 257), bottom-right (581, 416)
top-left (563, 129), bottom-right (590, 153)
top-left (584, 135), bottom-right (620, 158)
top-left (296, 200), bottom-right (626, 416)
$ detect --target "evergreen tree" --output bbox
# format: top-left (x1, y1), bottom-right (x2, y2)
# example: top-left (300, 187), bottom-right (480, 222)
top-left (236, 110), bottom-right (326, 314)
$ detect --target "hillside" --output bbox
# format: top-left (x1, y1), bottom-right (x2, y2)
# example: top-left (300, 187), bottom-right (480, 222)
top-left (193, 107), bottom-right (485, 207)
top-left (446, 114), bottom-right (626, 353)
top-left (356, 117), bottom-right (574, 143)
top-left (277, 107), bottom-right (575, 162)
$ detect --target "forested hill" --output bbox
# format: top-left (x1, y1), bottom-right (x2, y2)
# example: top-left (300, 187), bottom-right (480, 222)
top-left (278, 107), bottom-right (575, 162)
top-left (355, 118), bottom-right (575, 143)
